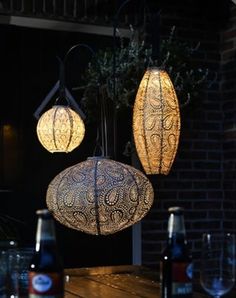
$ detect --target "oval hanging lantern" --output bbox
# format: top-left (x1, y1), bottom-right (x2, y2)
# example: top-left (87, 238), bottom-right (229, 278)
top-left (133, 67), bottom-right (181, 175)
top-left (36, 105), bottom-right (85, 153)
top-left (46, 157), bottom-right (154, 235)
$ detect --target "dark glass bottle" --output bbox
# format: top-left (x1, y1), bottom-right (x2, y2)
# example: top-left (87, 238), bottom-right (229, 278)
top-left (28, 209), bottom-right (64, 298)
top-left (160, 207), bottom-right (193, 298)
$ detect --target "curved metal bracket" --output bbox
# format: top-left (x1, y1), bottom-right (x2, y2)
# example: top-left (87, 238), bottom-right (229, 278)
top-left (34, 44), bottom-right (97, 120)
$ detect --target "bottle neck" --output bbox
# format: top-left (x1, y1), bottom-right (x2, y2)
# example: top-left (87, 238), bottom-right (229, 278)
top-left (36, 217), bottom-right (56, 251)
top-left (168, 213), bottom-right (186, 239)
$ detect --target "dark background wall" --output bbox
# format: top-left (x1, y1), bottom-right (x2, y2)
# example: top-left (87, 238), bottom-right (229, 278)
top-left (142, 0), bottom-right (236, 272)
top-left (221, 4), bottom-right (236, 232)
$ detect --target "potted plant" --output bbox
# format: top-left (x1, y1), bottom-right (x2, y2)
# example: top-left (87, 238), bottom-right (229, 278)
top-left (76, 26), bottom-right (210, 158)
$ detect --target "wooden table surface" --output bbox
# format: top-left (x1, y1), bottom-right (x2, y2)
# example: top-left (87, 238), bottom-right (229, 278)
top-left (64, 265), bottom-right (216, 298)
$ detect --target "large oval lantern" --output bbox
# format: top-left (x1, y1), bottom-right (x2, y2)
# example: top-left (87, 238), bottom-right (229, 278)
top-left (36, 105), bottom-right (85, 153)
top-left (133, 67), bottom-right (181, 175)
top-left (46, 157), bottom-right (154, 235)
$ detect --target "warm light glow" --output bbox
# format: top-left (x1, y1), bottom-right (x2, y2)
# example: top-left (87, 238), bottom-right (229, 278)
top-left (46, 157), bottom-right (154, 235)
top-left (133, 67), bottom-right (181, 175)
top-left (3, 124), bottom-right (14, 137)
top-left (36, 105), bottom-right (85, 153)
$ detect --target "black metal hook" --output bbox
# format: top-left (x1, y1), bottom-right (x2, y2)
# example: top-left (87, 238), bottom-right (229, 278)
top-left (33, 44), bottom-right (98, 120)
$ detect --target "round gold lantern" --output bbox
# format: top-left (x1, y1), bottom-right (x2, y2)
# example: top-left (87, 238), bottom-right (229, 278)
top-left (133, 67), bottom-right (181, 175)
top-left (36, 105), bottom-right (85, 153)
top-left (46, 157), bottom-right (154, 235)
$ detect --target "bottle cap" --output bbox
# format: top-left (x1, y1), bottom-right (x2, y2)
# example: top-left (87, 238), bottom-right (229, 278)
top-left (0, 240), bottom-right (18, 249)
top-left (36, 209), bottom-right (52, 218)
top-left (168, 206), bottom-right (184, 214)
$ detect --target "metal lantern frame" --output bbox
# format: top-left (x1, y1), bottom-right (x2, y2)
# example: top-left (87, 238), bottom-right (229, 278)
top-left (34, 45), bottom-right (89, 153)
top-left (133, 67), bottom-right (181, 175)
top-left (36, 105), bottom-right (85, 153)
top-left (46, 156), bottom-right (154, 235)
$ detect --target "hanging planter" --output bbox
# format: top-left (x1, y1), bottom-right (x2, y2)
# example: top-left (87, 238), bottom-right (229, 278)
top-left (46, 156), bottom-right (154, 235)
top-left (133, 67), bottom-right (181, 175)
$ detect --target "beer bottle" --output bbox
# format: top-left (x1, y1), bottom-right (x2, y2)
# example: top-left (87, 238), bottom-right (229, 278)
top-left (28, 209), bottom-right (64, 298)
top-left (160, 207), bottom-right (193, 298)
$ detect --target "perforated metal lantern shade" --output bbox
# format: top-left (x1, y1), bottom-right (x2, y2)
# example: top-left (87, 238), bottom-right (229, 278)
top-left (133, 67), bottom-right (181, 175)
top-left (36, 105), bottom-right (85, 153)
top-left (46, 157), bottom-right (154, 235)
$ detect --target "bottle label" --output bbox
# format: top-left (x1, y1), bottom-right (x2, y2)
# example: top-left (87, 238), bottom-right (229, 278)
top-left (172, 262), bottom-right (193, 296)
top-left (28, 272), bottom-right (63, 298)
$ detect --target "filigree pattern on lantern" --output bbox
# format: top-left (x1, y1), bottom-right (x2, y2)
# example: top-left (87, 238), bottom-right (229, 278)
top-left (46, 157), bottom-right (154, 235)
top-left (133, 67), bottom-right (181, 175)
top-left (37, 105), bottom-right (85, 153)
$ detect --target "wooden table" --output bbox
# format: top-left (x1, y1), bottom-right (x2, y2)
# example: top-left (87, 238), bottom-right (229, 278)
top-left (64, 265), bottom-right (214, 297)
